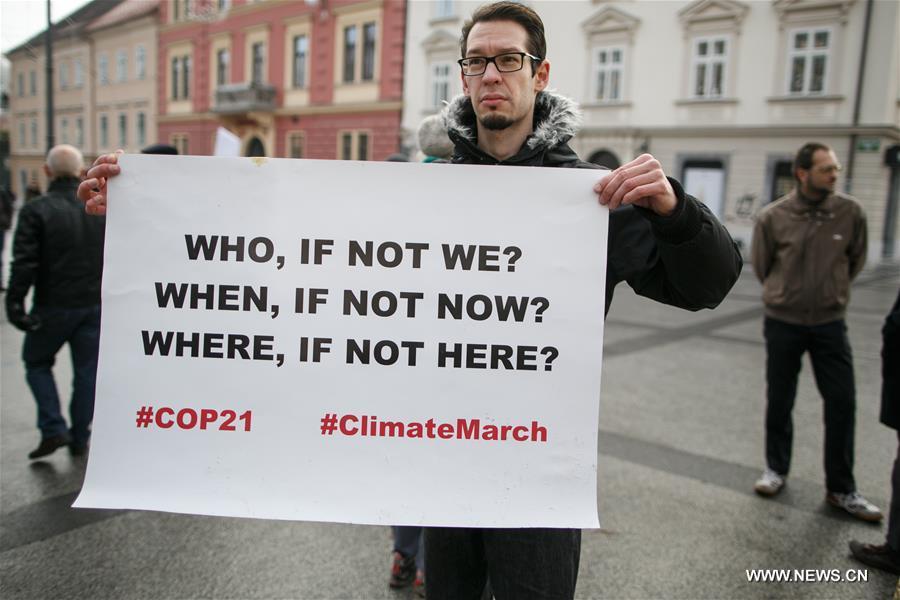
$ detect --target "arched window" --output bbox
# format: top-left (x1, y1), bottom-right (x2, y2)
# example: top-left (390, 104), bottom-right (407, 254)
top-left (588, 149), bottom-right (620, 170)
top-left (246, 137), bottom-right (266, 157)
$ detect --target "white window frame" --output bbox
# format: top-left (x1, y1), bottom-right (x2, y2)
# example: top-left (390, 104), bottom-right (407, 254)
top-left (59, 62), bottom-right (69, 89)
top-left (116, 49), bottom-right (128, 82)
top-left (434, 0), bottom-right (454, 19)
top-left (98, 54), bottom-right (109, 85)
top-left (785, 26), bottom-right (832, 96)
top-left (217, 48), bottom-right (230, 87)
top-left (74, 59), bottom-right (84, 87)
top-left (118, 113), bottom-right (128, 148)
top-left (18, 121), bottom-right (26, 146)
top-left (135, 45), bottom-right (146, 80)
top-left (99, 114), bottom-right (109, 148)
top-left (30, 119), bottom-right (38, 147)
top-left (137, 112), bottom-right (146, 147)
top-left (591, 45), bottom-right (625, 103)
top-left (690, 36), bottom-right (728, 99)
top-left (430, 61), bottom-right (452, 108)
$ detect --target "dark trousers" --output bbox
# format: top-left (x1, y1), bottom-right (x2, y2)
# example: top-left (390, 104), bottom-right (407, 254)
top-left (424, 527), bottom-right (580, 600)
top-left (889, 433), bottom-right (900, 552)
top-left (764, 317), bottom-right (856, 493)
top-left (22, 305), bottom-right (101, 445)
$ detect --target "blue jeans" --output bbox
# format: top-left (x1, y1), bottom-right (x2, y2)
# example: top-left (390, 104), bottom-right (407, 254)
top-left (424, 527), bottom-right (580, 600)
top-left (22, 305), bottom-right (101, 445)
top-left (393, 526), bottom-right (425, 571)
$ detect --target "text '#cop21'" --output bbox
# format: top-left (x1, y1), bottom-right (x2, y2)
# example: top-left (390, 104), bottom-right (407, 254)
top-left (138, 235), bottom-right (563, 372)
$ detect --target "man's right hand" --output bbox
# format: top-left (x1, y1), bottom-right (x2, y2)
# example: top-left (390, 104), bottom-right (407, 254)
top-left (77, 151), bottom-right (122, 216)
top-left (6, 302), bottom-right (42, 332)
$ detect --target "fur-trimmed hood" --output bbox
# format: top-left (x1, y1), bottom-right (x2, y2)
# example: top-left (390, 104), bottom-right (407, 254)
top-left (440, 90), bottom-right (582, 154)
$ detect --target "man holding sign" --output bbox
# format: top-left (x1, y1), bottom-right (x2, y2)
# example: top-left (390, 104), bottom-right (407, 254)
top-left (77, 2), bottom-right (740, 598)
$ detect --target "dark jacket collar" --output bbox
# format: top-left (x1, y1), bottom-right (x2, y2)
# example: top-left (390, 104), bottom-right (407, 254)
top-left (48, 176), bottom-right (81, 194)
top-left (440, 90), bottom-right (583, 165)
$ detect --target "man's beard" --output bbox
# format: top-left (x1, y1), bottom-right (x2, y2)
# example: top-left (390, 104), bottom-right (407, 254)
top-left (480, 113), bottom-right (515, 131)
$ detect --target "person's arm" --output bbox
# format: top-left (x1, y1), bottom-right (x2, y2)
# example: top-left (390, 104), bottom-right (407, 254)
top-left (611, 179), bottom-right (742, 311)
top-left (5, 205), bottom-right (42, 331)
top-left (750, 212), bottom-right (772, 284)
top-left (848, 204), bottom-right (867, 281)
top-left (594, 154), bottom-right (741, 311)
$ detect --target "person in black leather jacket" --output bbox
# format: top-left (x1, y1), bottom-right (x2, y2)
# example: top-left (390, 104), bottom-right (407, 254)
top-left (6, 144), bottom-right (105, 459)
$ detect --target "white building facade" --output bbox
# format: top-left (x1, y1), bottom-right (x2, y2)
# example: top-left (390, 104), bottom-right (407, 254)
top-left (402, 0), bottom-right (900, 260)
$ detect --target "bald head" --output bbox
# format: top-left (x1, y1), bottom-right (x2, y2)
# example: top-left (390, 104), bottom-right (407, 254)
top-left (45, 145), bottom-right (84, 179)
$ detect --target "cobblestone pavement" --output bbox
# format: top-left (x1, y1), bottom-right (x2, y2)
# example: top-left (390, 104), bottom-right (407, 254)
top-left (2, 265), bottom-right (899, 599)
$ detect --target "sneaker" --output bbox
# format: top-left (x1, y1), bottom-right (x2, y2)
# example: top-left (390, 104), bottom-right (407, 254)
top-left (849, 540), bottom-right (900, 575)
top-left (388, 551), bottom-right (415, 589)
top-left (754, 468), bottom-right (785, 496)
top-left (28, 433), bottom-right (73, 459)
top-left (826, 492), bottom-right (883, 522)
top-left (413, 570), bottom-right (425, 598)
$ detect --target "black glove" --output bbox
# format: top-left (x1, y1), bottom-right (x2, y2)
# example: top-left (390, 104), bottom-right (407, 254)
top-left (6, 302), bottom-right (42, 332)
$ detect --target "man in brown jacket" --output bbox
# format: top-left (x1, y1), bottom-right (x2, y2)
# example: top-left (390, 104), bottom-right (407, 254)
top-left (751, 142), bottom-right (881, 522)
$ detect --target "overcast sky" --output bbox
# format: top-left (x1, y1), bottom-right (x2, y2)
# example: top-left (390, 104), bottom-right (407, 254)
top-left (1, 0), bottom-right (92, 54)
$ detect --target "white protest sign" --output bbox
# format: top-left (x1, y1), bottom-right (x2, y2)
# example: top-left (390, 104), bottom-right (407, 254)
top-left (213, 127), bottom-right (241, 157)
top-left (74, 155), bottom-right (608, 528)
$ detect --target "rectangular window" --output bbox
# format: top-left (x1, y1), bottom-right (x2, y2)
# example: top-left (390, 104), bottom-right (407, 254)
top-left (691, 36), bottom-right (727, 98)
top-left (341, 132), bottom-right (353, 160)
top-left (343, 26), bottom-right (357, 83)
top-left (252, 42), bottom-right (265, 84)
top-left (171, 133), bottom-right (189, 155)
top-left (362, 22), bottom-right (376, 81)
top-left (431, 62), bottom-right (451, 107)
top-left (99, 115), bottom-right (108, 148)
top-left (17, 73), bottom-right (24, 97)
top-left (182, 56), bottom-right (191, 98)
top-left (137, 112), bottom-right (146, 147)
top-left (116, 49), bottom-right (128, 82)
top-left (217, 0), bottom-right (229, 11)
top-left (338, 131), bottom-right (370, 160)
top-left (99, 54), bottom-right (109, 85)
top-left (136, 45), bottom-right (146, 80)
top-left (593, 46), bottom-right (624, 102)
top-left (29, 70), bottom-right (36, 95)
top-left (435, 0), bottom-right (454, 18)
top-left (18, 121), bottom-right (25, 146)
top-left (217, 49), bottom-right (229, 86)
top-left (787, 27), bottom-right (831, 94)
top-left (118, 113), bottom-right (128, 148)
top-left (358, 132), bottom-right (369, 161)
top-left (59, 62), bottom-right (69, 89)
top-left (74, 59), bottom-right (84, 87)
top-left (61, 117), bottom-right (69, 144)
top-left (76, 117), bottom-right (84, 147)
top-left (288, 132), bottom-right (304, 158)
top-left (293, 35), bottom-right (308, 88)
top-left (30, 119), bottom-right (37, 146)
top-left (171, 57), bottom-right (180, 99)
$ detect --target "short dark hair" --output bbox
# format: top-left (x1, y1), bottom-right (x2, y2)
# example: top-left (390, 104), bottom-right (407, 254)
top-left (460, 1), bottom-right (546, 63)
top-left (793, 142), bottom-right (831, 180)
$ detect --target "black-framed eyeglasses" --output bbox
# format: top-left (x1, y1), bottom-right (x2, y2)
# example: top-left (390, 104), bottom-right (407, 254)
top-left (458, 52), bottom-right (542, 76)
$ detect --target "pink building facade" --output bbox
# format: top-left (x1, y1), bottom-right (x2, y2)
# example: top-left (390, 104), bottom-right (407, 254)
top-left (157, 0), bottom-right (405, 160)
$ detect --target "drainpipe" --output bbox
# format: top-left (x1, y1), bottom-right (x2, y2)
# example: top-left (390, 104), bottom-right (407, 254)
top-left (45, 0), bottom-right (55, 155)
top-left (844, 0), bottom-right (873, 194)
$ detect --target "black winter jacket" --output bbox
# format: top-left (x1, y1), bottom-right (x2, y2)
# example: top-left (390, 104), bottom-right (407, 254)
top-left (442, 91), bottom-right (742, 314)
top-left (881, 288), bottom-right (900, 431)
top-left (6, 177), bottom-right (105, 310)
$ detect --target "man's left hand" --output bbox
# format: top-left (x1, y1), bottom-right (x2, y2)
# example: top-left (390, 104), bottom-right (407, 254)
top-left (594, 153), bottom-right (677, 216)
